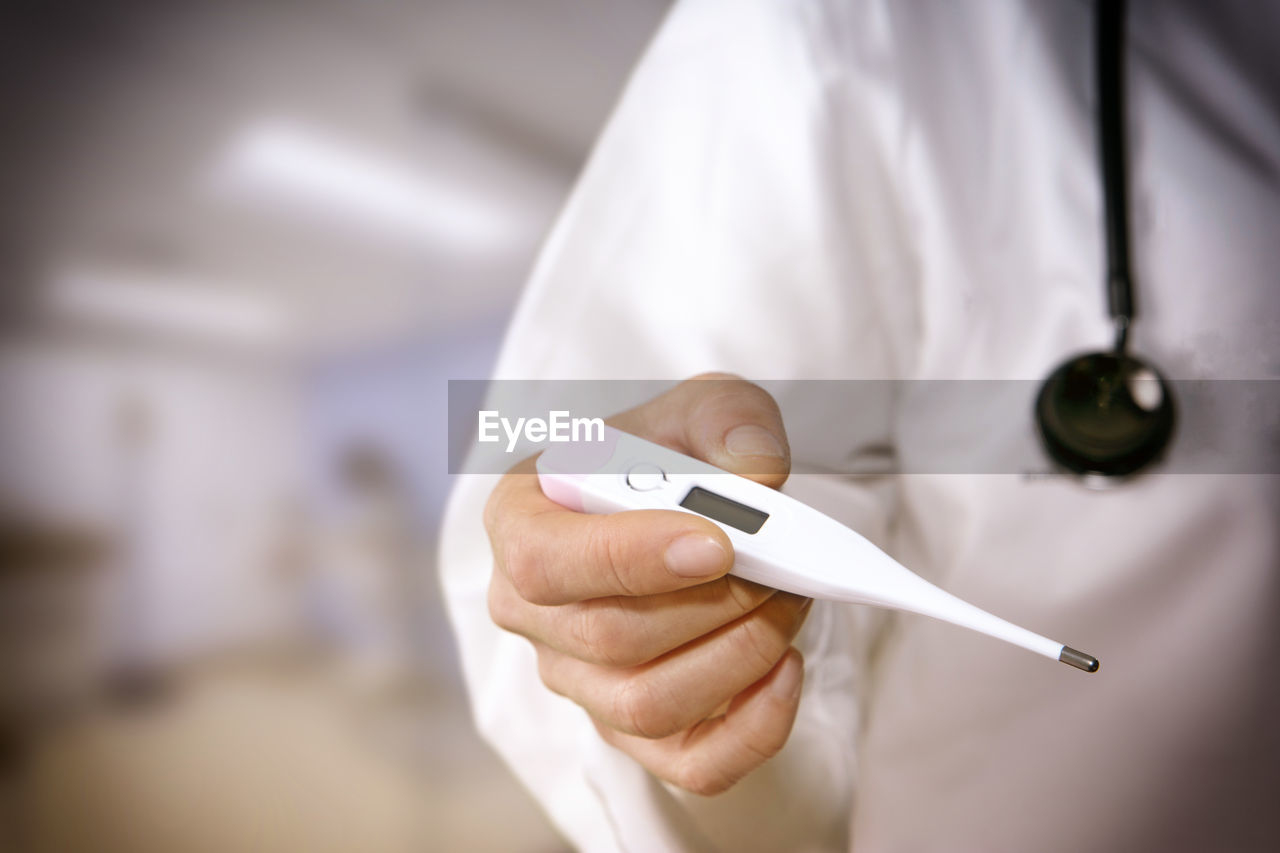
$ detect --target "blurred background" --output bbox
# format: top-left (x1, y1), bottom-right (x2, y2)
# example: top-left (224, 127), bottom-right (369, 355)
top-left (0, 1), bottom-right (670, 849)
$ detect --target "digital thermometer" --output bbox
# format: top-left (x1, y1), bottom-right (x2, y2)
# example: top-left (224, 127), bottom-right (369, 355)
top-left (537, 427), bottom-right (1099, 673)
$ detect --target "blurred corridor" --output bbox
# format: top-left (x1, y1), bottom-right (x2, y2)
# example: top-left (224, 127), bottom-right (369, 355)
top-left (0, 1), bottom-right (671, 849)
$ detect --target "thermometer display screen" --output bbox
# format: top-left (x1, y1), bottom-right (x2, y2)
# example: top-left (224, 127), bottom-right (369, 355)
top-left (680, 487), bottom-right (769, 534)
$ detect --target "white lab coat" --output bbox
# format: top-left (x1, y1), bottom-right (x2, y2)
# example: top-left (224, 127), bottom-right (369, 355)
top-left (440, 1), bottom-right (1280, 850)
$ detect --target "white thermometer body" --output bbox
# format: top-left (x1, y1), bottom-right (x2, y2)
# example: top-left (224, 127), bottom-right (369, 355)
top-left (536, 427), bottom-right (1098, 672)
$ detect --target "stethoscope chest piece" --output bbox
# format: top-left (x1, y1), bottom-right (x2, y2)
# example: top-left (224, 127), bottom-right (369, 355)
top-left (1035, 350), bottom-right (1175, 479)
top-left (1033, 0), bottom-right (1177, 482)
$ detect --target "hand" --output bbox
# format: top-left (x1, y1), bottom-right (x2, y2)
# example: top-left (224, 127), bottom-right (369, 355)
top-left (484, 374), bottom-right (810, 796)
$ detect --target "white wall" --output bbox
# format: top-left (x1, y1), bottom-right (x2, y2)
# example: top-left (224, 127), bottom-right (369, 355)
top-left (0, 338), bottom-right (303, 665)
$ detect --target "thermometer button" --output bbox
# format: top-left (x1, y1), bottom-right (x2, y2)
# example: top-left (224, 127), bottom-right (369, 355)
top-left (625, 463), bottom-right (667, 491)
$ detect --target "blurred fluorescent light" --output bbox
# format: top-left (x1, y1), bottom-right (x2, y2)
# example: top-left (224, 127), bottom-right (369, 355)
top-left (206, 120), bottom-right (518, 250)
top-left (48, 266), bottom-right (288, 347)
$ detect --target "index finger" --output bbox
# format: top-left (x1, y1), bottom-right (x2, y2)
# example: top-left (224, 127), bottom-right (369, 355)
top-left (485, 457), bottom-right (734, 605)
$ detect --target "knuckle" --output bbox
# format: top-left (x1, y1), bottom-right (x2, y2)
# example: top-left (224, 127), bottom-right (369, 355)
top-left (503, 536), bottom-right (554, 604)
top-left (533, 648), bottom-right (567, 698)
top-left (733, 615), bottom-right (785, 673)
top-left (486, 579), bottom-right (519, 632)
top-left (572, 606), bottom-right (635, 668)
top-left (724, 577), bottom-right (768, 617)
top-left (589, 520), bottom-right (641, 597)
top-left (671, 758), bottom-right (738, 797)
top-left (738, 727), bottom-right (785, 764)
top-left (611, 677), bottom-right (679, 740)
top-left (609, 604), bottom-right (658, 667)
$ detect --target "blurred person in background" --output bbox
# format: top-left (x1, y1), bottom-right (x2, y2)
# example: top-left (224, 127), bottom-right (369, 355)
top-left (442, 1), bottom-right (1279, 851)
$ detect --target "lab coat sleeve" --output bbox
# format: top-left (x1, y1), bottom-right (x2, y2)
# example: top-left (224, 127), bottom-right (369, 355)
top-left (440, 0), bottom-right (914, 849)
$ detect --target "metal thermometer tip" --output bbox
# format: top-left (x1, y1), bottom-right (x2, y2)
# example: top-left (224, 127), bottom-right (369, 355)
top-left (1059, 646), bottom-right (1100, 673)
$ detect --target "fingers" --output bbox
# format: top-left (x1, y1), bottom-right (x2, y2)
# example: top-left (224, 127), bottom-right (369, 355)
top-left (485, 457), bottom-right (735, 604)
top-left (484, 375), bottom-right (791, 605)
top-left (534, 593), bottom-right (811, 739)
top-left (595, 649), bottom-right (805, 797)
top-left (489, 570), bottom-right (778, 667)
top-left (482, 374), bottom-right (803, 796)
top-left (612, 373), bottom-right (791, 488)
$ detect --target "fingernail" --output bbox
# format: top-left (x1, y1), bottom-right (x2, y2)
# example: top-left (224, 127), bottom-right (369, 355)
top-left (724, 425), bottom-right (786, 459)
top-left (664, 534), bottom-right (727, 578)
top-left (770, 652), bottom-right (804, 700)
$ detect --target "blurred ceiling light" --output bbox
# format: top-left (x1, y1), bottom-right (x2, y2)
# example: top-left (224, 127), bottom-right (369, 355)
top-left (48, 266), bottom-right (288, 347)
top-left (205, 120), bottom-right (519, 250)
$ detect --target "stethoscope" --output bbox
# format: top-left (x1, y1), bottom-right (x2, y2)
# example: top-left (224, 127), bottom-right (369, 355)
top-left (1034, 0), bottom-right (1175, 480)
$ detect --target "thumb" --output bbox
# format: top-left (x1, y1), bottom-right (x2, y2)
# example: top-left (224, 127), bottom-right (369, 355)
top-left (610, 373), bottom-right (791, 489)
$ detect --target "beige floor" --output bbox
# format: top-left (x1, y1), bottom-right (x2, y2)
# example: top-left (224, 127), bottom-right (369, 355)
top-left (11, 661), bottom-right (568, 853)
